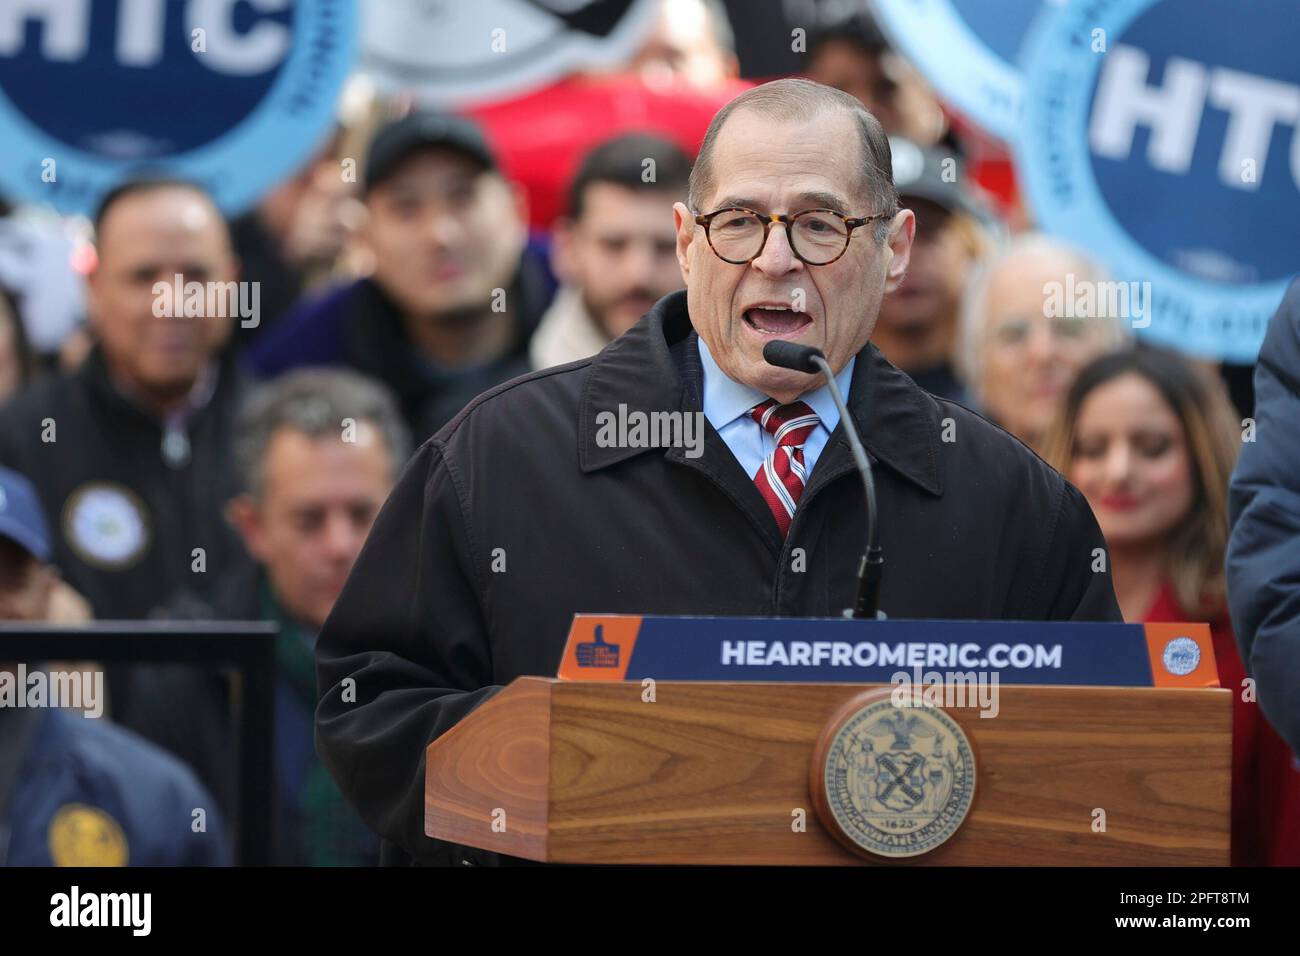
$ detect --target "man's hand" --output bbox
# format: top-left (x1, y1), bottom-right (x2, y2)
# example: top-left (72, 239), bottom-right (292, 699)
top-left (45, 578), bottom-right (93, 624)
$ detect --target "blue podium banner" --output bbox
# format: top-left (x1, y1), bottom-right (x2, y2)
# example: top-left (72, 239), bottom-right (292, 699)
top-left (558, 615), bottom-right (1218, 688)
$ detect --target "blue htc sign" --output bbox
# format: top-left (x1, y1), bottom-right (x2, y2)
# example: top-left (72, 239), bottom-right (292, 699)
top-left (870, 0), bottom-right (1049, 142)
top-left (0, 0), bottom-right (357, 216)
top-left (1016, 0), bottom-right (1297, 362)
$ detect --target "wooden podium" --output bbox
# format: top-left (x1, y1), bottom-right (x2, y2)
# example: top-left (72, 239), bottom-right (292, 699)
top-left (424, 617), bottom-right (1231, 865)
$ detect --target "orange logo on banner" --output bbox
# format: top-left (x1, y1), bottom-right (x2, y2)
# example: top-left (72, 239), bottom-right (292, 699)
top-left (1143, 622), bottom-right (1219, 688)
top-left (557, 615), bottom-right (643, 680)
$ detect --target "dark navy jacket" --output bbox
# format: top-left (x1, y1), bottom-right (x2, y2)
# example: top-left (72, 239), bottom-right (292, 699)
top-left (0, 347), bottom-right (249, 622)
top-left (0, 707), bottom-right (228, 866)
top-left (244, 250), bottom-right (554, 446)
top-left (1228, 276), bottom-right (1300, 756)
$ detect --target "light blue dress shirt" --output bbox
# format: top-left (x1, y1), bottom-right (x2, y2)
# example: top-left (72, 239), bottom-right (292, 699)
top-left (697, 336), bottom-right (856, 480)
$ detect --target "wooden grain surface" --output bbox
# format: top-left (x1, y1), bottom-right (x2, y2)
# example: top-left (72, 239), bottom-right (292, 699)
top-left (425, 678), bottom-right (1231, 865)
top-left (424, 677), bottom-right (552, 859)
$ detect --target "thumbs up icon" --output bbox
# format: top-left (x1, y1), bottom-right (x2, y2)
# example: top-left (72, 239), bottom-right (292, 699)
top-left (575, 623), bottom-right (620, 667)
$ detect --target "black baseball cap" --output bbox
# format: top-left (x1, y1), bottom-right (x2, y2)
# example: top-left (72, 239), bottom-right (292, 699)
top-left (364, 110), bottom-right (498, 194)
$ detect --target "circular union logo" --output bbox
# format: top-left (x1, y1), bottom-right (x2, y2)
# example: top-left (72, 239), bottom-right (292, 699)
top-left (62, 482), bottom-right (151, 570)
top-left (1162, 636), bottom-right (1202, 676)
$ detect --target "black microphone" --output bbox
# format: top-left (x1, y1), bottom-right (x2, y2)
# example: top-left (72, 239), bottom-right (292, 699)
top-left (763, 341), bottom-right (883, 620)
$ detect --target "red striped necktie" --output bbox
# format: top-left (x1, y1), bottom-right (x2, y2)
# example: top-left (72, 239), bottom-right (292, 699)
top-left (750, 399), bottom-right (821, 537)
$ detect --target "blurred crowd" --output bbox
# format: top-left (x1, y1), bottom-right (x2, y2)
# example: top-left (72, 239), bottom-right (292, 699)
top-left (0, 2), bottom-right (1296, 867)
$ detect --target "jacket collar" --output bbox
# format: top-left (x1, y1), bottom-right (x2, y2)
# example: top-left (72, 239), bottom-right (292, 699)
top-left (578, 290), bottom-right (943, 496)
top-left (528, 284), bottom-right (611, 370)
top-left (345, 247), bottom-right (553, 403)
top-left (79, 344), bottom-right (239, 431)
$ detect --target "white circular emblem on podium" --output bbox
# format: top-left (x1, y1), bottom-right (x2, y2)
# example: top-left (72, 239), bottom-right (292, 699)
top-left (1162, 637), bottom-right (1201, 677)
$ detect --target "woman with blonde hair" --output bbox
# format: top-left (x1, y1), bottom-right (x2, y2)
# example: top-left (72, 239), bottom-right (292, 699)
top-left (1043, 348), bottom-right (1300, 865)
top-left (956, 234), bottom-right (1129, 454)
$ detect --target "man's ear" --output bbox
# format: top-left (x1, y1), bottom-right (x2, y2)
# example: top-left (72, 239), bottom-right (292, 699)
top-left (508, 180), bottom-right (530, 237)
top-left (550, 217), bottom-right (577, 285)
top-left (85, 250), bottom-right (105, 338)
top-left (883, 209), bottom-right (916, 294)
top-left (227, 494), bottom-right (269, 564)
top-left (673, 201), bottom-right (695, 285)
top-left (352, 201), bottom-right (375, 252)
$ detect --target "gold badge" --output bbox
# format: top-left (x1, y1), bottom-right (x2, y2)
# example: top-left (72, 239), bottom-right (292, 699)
top-left (811, 688), bottom-right (977, 860)
top-left (48, 804), bottom-right (129, 867)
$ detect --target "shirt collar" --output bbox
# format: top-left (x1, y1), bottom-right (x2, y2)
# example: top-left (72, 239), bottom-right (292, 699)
top-left (697, 335), bottom-right (854, 433)
top-left (162, 361), bottom-right (218, 430)
top-left (697, 335), bottom-right (765, 429)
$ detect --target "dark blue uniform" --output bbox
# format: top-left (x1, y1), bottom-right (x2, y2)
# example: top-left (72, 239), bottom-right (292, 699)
top-left (0, 707), bottom-right (229, 866)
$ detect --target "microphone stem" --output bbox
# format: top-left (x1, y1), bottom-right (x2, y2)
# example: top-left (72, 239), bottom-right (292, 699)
top-left (810, 356), bottom-right (882, 619)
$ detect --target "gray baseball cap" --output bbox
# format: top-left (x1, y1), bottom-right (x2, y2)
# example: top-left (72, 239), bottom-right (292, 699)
top-left (890, 137), bottom-right (978, 216)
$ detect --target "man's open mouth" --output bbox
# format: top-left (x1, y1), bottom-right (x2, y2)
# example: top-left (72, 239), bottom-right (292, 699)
top-left (743, 305), bottom-right (813, 336)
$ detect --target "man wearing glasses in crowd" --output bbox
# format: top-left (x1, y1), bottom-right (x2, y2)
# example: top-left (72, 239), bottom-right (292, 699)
top-left (315, 78), bottom-right (1121, 866)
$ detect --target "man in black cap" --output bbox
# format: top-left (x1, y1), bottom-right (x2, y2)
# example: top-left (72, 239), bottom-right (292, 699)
top-left (248, 110), bottom-right (555, 444)
top-left (872, 137), bottom-right (997, 403)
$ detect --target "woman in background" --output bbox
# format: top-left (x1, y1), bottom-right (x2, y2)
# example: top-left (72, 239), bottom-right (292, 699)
top-left (955, 234), bottom-right (1128, 454)
top-left (1044, 349), bottom-right (1300, 865)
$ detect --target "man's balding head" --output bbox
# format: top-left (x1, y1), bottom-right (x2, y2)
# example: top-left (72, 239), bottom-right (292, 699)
top-left (673, 79), bottom-right (914, 403)
top-left (687, 78), bottom-right (898, 232)
top-left (89, 179), bottom-right (237, 409)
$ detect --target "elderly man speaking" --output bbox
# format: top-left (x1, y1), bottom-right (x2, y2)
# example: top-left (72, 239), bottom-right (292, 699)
top-left (316, 80), bottom-right (1121, 866)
